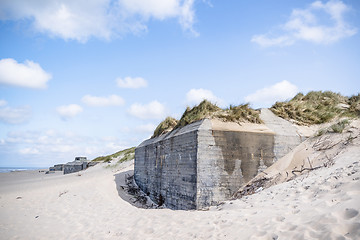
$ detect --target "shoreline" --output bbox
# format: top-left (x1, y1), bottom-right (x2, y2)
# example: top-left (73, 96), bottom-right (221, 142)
top-left (0, 167), bottom-right (47, 173)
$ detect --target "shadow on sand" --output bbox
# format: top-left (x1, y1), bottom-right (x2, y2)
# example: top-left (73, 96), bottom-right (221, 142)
top-left (114, 170), bottom-right (157, 209)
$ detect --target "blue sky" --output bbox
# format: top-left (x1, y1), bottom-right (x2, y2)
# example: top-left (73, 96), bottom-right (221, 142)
top-left (0, 0), bottom-right (359, 167)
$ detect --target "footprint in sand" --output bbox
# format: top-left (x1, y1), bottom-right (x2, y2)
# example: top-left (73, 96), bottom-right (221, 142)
top-left (279, 223), bottom-right (297, 231)
top-left (292, 209), bottom-right (300, 214)
top-left (326, 198), bottom-right (340, 207)
top-left (344, 222), bottom-right (360, 239)
top-left (252, 232), bottom-right (278, 240)
top-left (275, 216), bottom-right (285, 222)
top-left (343, 208), bottom-right (358, 219)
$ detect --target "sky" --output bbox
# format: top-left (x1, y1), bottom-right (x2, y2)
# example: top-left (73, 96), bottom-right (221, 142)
top-left (0, 0), bottom-right (359, 167)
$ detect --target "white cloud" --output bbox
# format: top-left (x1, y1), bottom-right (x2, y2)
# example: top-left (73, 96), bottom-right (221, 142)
top-left (251, 0), bottom-right (357, 47)
top-left (128, 101), bottom-right (166, 119)
top-left (0, 100), bottom-right (7, 107)
top-left (0, 101), bottom-right (31, 124)
top-left (244, 80), bottom-right (298, 108)
top-left (19, 147), bottom-right (40, 155)
top-left (2, 129), bottom-right (131, 166)
top-left (119, 0), bottom-right (198, 36)
top-left (0, 58), bottom-right (51, 89)
top-left (251, 35), bottom-right (294, 48)
top-left (82, 94), bottom-right (125, 107)
top-left (186, 88), bottom-right (225, 106)
top-left (0, 0), bottom-right (198, 42)
top-left (56, 104), bottom-right (83, 120)
top-left (121, 0), bottom-right (180, 19)
top-left (116, 77), bottom-right (148, 89)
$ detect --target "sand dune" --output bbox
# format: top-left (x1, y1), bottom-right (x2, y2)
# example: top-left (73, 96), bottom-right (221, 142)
top-left (1, 127), bottom-right (360, 239)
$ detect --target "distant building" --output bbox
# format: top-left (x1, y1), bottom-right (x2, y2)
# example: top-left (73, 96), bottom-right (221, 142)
top-left (54, 164), bottom-right (64, 171)
top-left (75, 157), bottom-right (87, 161)
top-left (63, 157), bottom-right (89, 175)
top-left (49, 164), bottom-right (64, 172)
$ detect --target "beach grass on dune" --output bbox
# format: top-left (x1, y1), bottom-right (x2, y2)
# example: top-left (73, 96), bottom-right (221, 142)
top-left (92, 147), bottom-right (135, 163)
top-left (152, 100), bottom-right (262, 138)
top-left (270, 91), bottom-right (360, 125)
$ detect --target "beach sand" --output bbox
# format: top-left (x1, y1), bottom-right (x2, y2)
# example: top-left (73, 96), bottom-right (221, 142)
top-left (1, 136), bottom-right (360, 239)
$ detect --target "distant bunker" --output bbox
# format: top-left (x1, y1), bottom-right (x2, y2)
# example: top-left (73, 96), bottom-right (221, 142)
top-left (63, 157), bottom-right (89, 175)
top-left (135, 117), bottom-right (304, 210)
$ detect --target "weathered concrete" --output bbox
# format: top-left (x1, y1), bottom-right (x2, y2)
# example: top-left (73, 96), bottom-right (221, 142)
top-left (135, 121), bottom-right (201, 210)
top-left (88, 161), bottom-right (99, 167)
top-left (196, 120), bottom-right (275, 209)
top-left (260, 109), bottom-right (306, 161)
top-left (135, 115), bottom-right (305, 210)
top-left (54, 164), bottom-right (64, 171)
top-left (63, 162), bottom-right (84, 174)
top-left (63, 157), bottom-right (89, 175)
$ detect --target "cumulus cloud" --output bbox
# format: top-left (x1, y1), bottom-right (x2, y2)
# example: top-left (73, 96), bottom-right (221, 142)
top-left (244, 80), bottom-right (298, 108)
top-left (0, 99), bottom-right (7, 107)
top-left (56, 104), bottom-right (83, 120)
top-left (0, 0), bottom-right (198, 42)
top-left (2, 129), bottom-right (131, 166)
top-left (19, 147), bottom-right (40, 155)
top-left (0, 101), bottom-right (32, 124)
top-left (0, 58), bottom-right (51, 89)
top-left (116, 77), bottom-right (148, 89)
top-left (251, 0), bottom-right (357, 47)
top-left (186, 88), bottom-right (225, 106)
top-left (81, 94), bottom-right (125, 107)
top-left (128, 101), bottom-right (166, 119)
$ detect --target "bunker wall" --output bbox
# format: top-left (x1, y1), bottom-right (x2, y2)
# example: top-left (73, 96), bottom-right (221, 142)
top-left (63, 163), bottom-right (83, 174)
top-left (134, 122), bottom-right (203, 210)
top-left (196, 119), bottom-right (275, 209)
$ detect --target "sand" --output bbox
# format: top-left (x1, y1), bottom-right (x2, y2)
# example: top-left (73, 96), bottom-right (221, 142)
top-left (1, 132), bottom-right (360, 239)
top-left (211, 118), bottom-right (275, 134)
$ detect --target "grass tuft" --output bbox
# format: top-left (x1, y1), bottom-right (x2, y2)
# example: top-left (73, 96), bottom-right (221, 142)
top-left (175, 100), bottom-right (221, 129)
top-left (152, 100), bottom-right (262, 137)
top-left (348, 93), bottom-right (360, 117)
top-left (331, 120), bottom-right (349, 133)
top-left (152, 117), bottom-right (178, 138)
top-left (316, 119), bottom-right (350, 136)
top-left (219, 104), bottom-right (263, 124)
top-left (92, 147), bottom-right (135, 163)
top-left (270, 91), bottom-right (358, 125)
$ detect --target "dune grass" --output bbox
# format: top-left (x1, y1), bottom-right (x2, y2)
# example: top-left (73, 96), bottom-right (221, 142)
top-left (151, 91), bottom-right (359, 137)
top-left (331, 119), bottom-right (350, 133)
top-left (175, 100), bottom-right (221, 129)
top-left (348, 93), bottom-right (360, 115)
top-left (92, 147), bottom-right (135, 163)
top-left (152, 100), bottom-right (262, 137)
top-left (271, 91), bottom-right (359, 125)
top-left (219, 104), bottom-right (262, 124)
top-left (316, 119), bottom-right (350, 136)
top-left (152, 117), bottom-right (179, 138)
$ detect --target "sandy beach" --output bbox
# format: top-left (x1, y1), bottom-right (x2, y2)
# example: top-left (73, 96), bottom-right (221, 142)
top-left (1, 0), bottom-right (359, 239)
top-left (1, 130), bottom-right (360, 240)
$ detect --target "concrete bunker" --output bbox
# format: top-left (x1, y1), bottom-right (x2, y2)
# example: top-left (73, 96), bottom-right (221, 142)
top-left (135, 113), bottom-right (304, 210)
top-left (63, 157), bottom-right (89, 175)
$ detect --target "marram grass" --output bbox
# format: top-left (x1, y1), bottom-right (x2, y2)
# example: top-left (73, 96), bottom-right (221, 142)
top-left (92, 147), bottom-right (135, 163)
top-left (153, 100), bottom-right (262, 137)
top-left (271, 91), bottom-right (359, 125)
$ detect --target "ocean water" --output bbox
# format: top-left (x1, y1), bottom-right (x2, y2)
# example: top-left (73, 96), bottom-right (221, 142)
top-left (0, 167), bottom-right (44, 173)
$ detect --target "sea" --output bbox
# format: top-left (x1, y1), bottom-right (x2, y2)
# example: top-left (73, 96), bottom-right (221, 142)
top-left (0, 167), bottom-right (45, 173)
